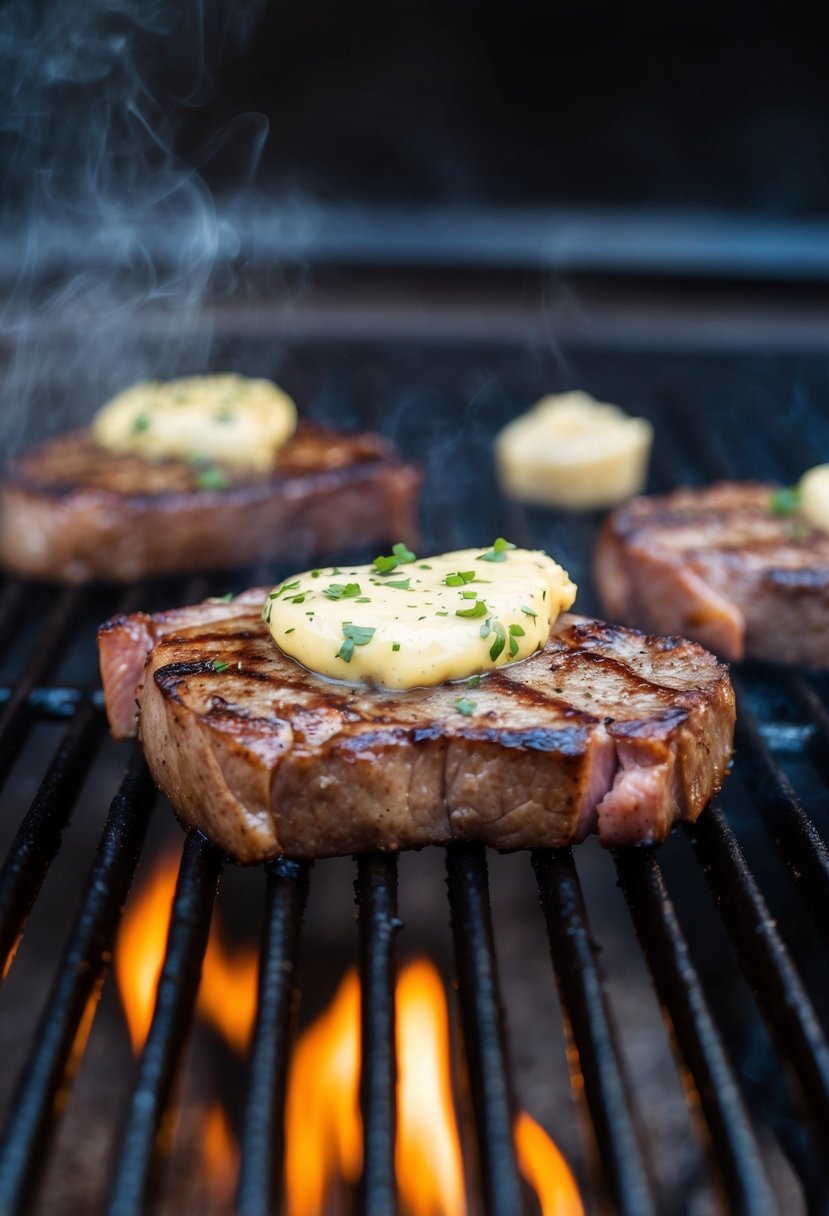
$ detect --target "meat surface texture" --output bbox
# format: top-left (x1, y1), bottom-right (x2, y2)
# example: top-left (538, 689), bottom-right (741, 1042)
top-left (594, 482), bottom-right (829, 668)
top-left (0, 425), bottom-right (420, 583)
top-left (98, 593), bottom-right (735, 861)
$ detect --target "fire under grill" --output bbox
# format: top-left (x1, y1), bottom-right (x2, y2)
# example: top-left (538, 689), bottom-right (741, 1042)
top-left (1, 333), bottom-right (829, 1216)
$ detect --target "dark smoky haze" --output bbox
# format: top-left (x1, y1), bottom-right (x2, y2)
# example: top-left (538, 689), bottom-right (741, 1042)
top-left (0, 0), bottom-right (268, 449)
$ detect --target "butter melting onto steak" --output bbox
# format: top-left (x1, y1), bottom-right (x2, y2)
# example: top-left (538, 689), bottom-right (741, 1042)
top-left (98, 592), bottom-right (735, 861)
top-left (594, 481), bottom-right (829, 667)
top-left (0, 424), bottom-right (420, 583)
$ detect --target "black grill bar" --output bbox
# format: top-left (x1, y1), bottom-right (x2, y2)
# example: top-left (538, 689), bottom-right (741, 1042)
top-left (731, 683), bottom-right (829, 943)
top-left (0, 697), bottom-right (103, 979)
top-left (237, 857), bottom-right (309, 1216)
top-left (105, 830), bottom-right (223, 1216)
top-left (614, 848), bottom-right (777, 1216)
top-left (446, 843), bottom-right (524, 1216)
top-left (686, 806), bottom-right (829, 1150)
top-left (0, 586), bottom-right (83, 788)
top-left (532, 848), bottom-right (656, 1216)
top-left (0, 746), bottom-right (155, 1213)
top-left (356, 853), bottom-right (400, 1216)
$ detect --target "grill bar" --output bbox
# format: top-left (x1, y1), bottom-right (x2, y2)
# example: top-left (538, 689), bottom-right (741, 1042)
top-left (0, 698), bottom-right (103, 978)
top-left (356, 852), bottom-right (400, 1216)
top-left (0, 586), bottom-right (83, 789)
top-left (237, 857), bottom-right (310, 1216)
top-left (687, 806), bottom-right (829, 1149)
top-left (531, 848), bottom-right (656, 1216)
top-left (732, 686), bottom-right (829, 943)
top-left (446, 843), bottom-right (524, 1216)
top-left (105, 831), bottom-right (223, 1216)
top-left (0, 747), bottom-right (155, 1213)
top-left (614, 848), bottom-right (777, 1215)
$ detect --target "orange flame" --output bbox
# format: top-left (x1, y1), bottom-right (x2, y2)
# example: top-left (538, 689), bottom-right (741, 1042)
top-left (515, 1111), bottom-right (584, 1216)
top-left (395, 960), bottom-right (466, 1215)
top-left (116, 851), bottom-right (258, 1055)
top-left (203, 1101), bottom-right (239, 1204)
top-left (284, 969), bottom-right (363, 1216)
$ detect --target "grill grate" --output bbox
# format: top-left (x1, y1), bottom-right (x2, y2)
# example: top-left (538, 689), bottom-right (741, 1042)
top-left (2, 358), bottom-right (829, 1215)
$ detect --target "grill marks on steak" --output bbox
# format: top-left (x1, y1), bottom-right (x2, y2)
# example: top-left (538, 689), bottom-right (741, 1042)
top-left (594, 482), bottom-right (829, 667)
top-left (0, 425), bottom-right (420, 582)
top-left (98, 595), bottom-right (734, 861)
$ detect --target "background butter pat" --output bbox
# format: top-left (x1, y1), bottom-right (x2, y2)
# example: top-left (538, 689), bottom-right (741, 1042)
top-left (495, 390), bottom-right (654, 510)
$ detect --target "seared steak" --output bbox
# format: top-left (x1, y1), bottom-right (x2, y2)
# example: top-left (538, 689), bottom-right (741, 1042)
top-left (98, 592), bottom-right (735, 861)
top-left (594, 481), bottom-right (829, 667)
top-left (0, 425), bottom-right (420, 583)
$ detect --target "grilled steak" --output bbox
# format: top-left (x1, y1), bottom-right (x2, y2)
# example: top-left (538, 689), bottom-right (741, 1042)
top-left (0, 425), bottom-right (420, 583)
top-left (98, 592), bottom-right (735, 861)
top-left (594, 482), bottom-right (829, 667)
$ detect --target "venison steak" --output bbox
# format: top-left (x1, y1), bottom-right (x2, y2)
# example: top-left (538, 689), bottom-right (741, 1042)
top-left (0, 424), bottom-right (420, 583)
top-left (594, 482), bottom-right (829, 667)
top-left (99, 591), bottom-right (735, 861)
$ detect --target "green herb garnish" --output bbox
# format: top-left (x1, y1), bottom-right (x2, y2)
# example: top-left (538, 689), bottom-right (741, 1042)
top-left (478, 537), bottom-right (516, 563)
top-left (208, 592), bottom-right (234, 603)
top-left (521, 605), bottom-right (538, 618)
top-left (443, 570), bottom-right (476, 587)
top-left (373, 542), bottom-right (417, 575)
top-left (456, 600), bottom-right (488, 619)
top-left (284, 627), bottom-right (295, 634)
top-left (196, 466), bottom-right (231, 490)
top-left (392, 542), bottom-right (416, 563)
top-left (131, 411), bottom-right (151, 435)
top-left (392, 642), bottom-right (401, 652)
top-left (211, 660), bottom-right (231, 673)
top-left (454, 697), bottom-right (477, 716)
top-left (336, 623), bottom-right (376, 663)
top-left (386, 578), bottom-right (412, 590)
top-left (323, 582), bottom-right (362, 600)
top-left (468, 674), bottom-right (481, 688)
top-left (770, 486), bottom-right (801, 515)
top-left (508, 624), bottom-right (525, 637)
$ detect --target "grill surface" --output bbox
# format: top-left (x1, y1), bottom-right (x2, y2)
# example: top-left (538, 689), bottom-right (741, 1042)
top-left (1, 337), bottom-right (829, 1215)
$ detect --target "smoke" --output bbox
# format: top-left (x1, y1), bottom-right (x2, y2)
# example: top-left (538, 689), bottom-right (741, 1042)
top-left (0, 0), bottom-right (268, 448)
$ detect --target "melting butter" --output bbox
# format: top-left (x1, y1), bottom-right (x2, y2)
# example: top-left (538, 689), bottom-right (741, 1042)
top-left (263, 542), bottom-right (577, 690)
top-left (91, 374), bottom-right (297, 472)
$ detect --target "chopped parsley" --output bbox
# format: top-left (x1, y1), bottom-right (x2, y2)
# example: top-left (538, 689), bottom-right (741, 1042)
top-left (207, 592), bottom-right (234, 603)
top-left (211, 659), bottom-right (231, 673)
top-left (392, 642), bottom-right (401, 652)
top-left (467, 674), bottom-right (481, 688)
top-left (131, 411), bottom-right (151, 434)
top-left (386, 578), bottom-right (412, 590)
top-left (508, 624), bottom-right (526, 636)
top-left (284, 627), bottom-right (295, 634)
top-left (456, 599), bottom-right (488, 619)
top-left (770, 486), bottom-right (801, 515)
top-left (454, 697), bottom-right (477, 716)
top-left (461, 589), bottom-right (478, 599)
top-left (337, 623), bottom-right (376, 662)
top-left (373, 541), bottom-right (417, 575)
top-left (197, 466), bottom-right (231, 490)
top-left (323, 582), bottom-right (362, 600)
top-left (521, 605), bottom-right (538, 618)
top-left (478, 537), bottom-right (516, 563)
top-left (443, 570), bottom-right (476, 587)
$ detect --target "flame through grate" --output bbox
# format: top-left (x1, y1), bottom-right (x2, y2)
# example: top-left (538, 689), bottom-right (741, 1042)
top-left (1, 339), bottom-right (829, 1215)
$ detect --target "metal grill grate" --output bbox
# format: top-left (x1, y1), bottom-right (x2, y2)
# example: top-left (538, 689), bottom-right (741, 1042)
top-left (1, 354), bottom-right (829, 1215)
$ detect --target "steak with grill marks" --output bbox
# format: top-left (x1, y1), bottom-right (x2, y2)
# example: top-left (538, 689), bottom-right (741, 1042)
top-left (98, 592), bottom-right (735, 861)
top-left (0, 424), bottom-right (420, 583)
top-left (594, 482), bottom-right (829, 667)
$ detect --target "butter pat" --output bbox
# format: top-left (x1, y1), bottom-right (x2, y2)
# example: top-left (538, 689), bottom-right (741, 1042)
top-left (495, 391), bottom-right (653, 509)
top-left (799, 464), bottom-right (829, 533)
top-left (91, 374), bottom-right (297, 472)
top-left (263, 541), bottom-right (576, 690)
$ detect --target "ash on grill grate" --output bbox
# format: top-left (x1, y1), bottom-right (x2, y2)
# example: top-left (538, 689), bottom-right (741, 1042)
top-left (1, 342), bottom-right (829, 1215)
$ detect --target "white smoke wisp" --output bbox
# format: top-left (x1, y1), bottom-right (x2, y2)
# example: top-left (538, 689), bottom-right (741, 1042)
top-left (0, 0), bottom-right (268, 450)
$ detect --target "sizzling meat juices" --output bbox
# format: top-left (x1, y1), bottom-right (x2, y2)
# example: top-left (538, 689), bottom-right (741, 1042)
top-left (98, 542), bottom-right (734, 863)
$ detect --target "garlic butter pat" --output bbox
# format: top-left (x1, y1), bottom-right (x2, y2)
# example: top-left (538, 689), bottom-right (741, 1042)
top-left (91, 374), bottom-right (297, 472)
top-left (798, 464), bottom-right (829, 533)
top-left (495, 391), bottom-right (653, 509)
top-left (262, 540), bottom-right (576, 689)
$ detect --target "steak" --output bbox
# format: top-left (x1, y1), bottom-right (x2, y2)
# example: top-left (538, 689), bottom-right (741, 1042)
top-left (0, 424), bottom-right (420, 583)
top-left (98, 592), bottom-right (735, 861)
top-left (594, 481), bottom-right (829, 667)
